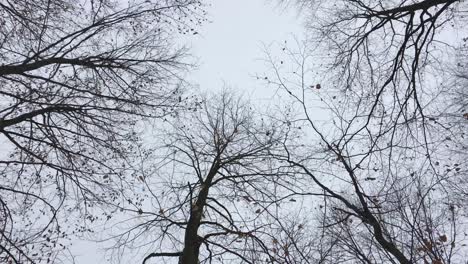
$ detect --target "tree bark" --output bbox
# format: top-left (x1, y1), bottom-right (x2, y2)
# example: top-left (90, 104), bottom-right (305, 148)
top-left (375, 0), bottom-right (457, 16)
top-left (179, 162), bottom-right (220, 264)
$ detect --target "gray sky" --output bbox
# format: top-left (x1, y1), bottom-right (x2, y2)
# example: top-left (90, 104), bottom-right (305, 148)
top-left (187, 0), bottom-right (304, 98)
top-left (71, 1), bottom-right (304, 263)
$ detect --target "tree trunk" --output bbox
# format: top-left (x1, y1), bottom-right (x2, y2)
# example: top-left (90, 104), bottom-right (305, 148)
top-left (179, 162), bottom-right (220, 264)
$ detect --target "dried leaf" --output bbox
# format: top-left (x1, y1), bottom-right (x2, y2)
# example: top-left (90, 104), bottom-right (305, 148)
top-left (439, 234), bottom-right (447, 242)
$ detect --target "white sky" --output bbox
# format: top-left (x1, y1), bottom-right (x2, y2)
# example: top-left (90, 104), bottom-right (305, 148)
top-left (71, 1), bottom-right (305, 263)
top-left (187, 0), bottom-right (304, 98)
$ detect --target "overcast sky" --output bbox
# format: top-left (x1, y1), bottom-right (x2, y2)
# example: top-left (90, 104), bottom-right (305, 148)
top-left (187, 0), bottom-right (304, 98)
top-left (71, 1), bottom-right (304, 263)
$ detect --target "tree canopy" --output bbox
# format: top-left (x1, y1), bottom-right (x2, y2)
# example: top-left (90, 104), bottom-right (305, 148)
top-left (0, 0), bottom-right (466, 263)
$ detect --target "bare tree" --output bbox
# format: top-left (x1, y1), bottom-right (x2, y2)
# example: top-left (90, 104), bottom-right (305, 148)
top-left (101, 91), bottom-right (301, 264)
top-left (259, 1), bottom-right (468, 258)
top-left (0, 0), bottom-right (205, 262)
top-left (279, 0), bottom-right (467, 130)
top-left (261, 1), bottom-right (468, 262)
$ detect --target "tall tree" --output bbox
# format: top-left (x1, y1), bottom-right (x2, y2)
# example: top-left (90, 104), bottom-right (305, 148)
top-left (105, 92), bottom-right (296, 264)
top-left (0, 0), bottom-right (205, 262)
top-left (261, 0), bottom-right (468, 263)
